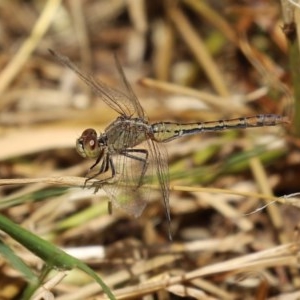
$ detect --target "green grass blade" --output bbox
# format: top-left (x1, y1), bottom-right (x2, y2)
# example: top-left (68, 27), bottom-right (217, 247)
top-left (0, 239), bottom-right (37, 283)
top-left (0, 213), bottom-right (116, 300)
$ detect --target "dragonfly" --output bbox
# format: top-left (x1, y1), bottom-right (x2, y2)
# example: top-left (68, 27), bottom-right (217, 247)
top-left (50, 49), bottom-right (288, 239)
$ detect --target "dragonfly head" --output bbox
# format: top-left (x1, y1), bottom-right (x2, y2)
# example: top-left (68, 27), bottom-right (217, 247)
top-left (76, 128), bottom-right (101, 158)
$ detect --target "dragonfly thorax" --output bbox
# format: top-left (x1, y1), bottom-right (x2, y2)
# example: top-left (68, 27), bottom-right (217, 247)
top-left (105, 117), bottom-right (151, 153)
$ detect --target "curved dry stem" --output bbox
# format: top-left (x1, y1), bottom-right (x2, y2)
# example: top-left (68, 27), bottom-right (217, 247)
top-left (0, 176), bottom-right (87, 188)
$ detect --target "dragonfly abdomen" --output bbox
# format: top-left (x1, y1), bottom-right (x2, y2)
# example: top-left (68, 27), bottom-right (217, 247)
top-left (152, 114), bottom-right (288, 143)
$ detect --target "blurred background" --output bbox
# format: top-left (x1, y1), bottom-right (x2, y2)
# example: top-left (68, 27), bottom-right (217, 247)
top-left (0, 0), bottom-right (299, 299)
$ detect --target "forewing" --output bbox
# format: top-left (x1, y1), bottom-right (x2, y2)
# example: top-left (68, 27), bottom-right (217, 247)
top-left (50, 49), bottom-right (138, 117)
top-left (113, 53), bottom-right (146, 119)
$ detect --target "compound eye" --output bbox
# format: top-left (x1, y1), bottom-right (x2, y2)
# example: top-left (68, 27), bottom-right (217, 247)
top-left (76, 128), bottom-right (100, 158)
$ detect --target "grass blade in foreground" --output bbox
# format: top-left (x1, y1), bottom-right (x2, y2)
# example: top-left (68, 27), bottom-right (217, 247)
top-left (0, 213), bottom-right (115, 300)
top-left (0, 239), bottom-right (37, 282)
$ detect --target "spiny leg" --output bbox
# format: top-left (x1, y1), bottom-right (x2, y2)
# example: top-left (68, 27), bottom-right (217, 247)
top-left (85, 153), bottom-right (117, 193)
top-left (82, 149), bottom-right (105, 188)
top-left (84, 154), bottom-right (108, 187)
top-left (90, 156), bottom-right (116, 214)
top-left (88, 154), bottom-right (116, 185)
top-left (90, 153), bottom-right (104, 170)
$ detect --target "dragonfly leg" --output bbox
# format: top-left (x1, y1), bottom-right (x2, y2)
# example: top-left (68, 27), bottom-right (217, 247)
top-left (88, 148), bottom-right (106, 170)
top-left (89, 156), bottom-right (116, 214)
top-left (121, 149), bottom-right (149, 189)
top-left (83, 150), bottom-right (107, 187)
top-left (85, 154), bottom-right (116, 187)
top-left (84, 155), bottom-right (107, 187)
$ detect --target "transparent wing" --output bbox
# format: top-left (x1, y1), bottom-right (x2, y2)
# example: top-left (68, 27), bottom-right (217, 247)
top-left (101, 141), bottom-right (154, 217)
top-left (49, 49), bottom-right (143, 118)
top-left (147, 140), bottom-right (171, 233)
top-left (113, 53), bottom-right (146, 119)
top-left (86, 137), bottom-right (170, 223)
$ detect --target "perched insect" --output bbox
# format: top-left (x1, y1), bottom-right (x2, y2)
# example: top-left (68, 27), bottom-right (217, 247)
top-left (50, 49), bottom-right (288, 239)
